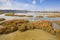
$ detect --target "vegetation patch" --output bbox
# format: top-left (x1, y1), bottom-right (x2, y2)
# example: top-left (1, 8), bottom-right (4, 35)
top-left (36, 16), bottom-right (43, 18)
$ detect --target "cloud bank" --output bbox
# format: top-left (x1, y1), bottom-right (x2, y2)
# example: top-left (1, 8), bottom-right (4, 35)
top-left (0, 0), bottom-right (40, 10)
top-left (0, 0), bottom-right (60, 11)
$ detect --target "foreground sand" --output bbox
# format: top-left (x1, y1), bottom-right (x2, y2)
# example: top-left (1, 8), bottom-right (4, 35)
top-left (0, 29), bottom-right (57, 40)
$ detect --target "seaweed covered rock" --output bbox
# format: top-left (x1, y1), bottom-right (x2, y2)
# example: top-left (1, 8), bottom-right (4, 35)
top-left (26, 22), bottom-right (35, 30)
top-left (36, 16), bottom-right (43, 18)
top-left (53, 20), bottom-right (60, 25)
top-left (26, 15), bottom-right (33, 18)
top-left (0, 19), bottom-right (29, 33)
top-left (5, 13), bottom-right (14, 16)
top-left (0, 18), bottom-right (5, 21)
top-left (18, 22), bottom-right (34, 32)
top-left (33, 20), bottom-right (52, 29)
top-left (18, 20), bottom-right (53, 32)
top-left (18, 23), bottom-right (27, 32)
top-left (47, 16), bottom-right (56, 18)
top-left (0, 26), bottom-right (6, 34)
top-left (54, 28), bottom-right (60, 34)
top-left (4, 25), bottom-right (18, 34)
top-left (0, 19), bottom-right (59, 36)
top-left (30, 20), bottom-right (56, 35)
top-left (15, 15), bottom-right (26, 17)
top-left (13, 19), bottom-right (29, 25)
top-left (0, 19), bottom-right (29, 26)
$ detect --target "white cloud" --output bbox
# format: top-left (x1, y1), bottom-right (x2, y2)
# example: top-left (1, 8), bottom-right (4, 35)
top-left (0, 0), bottom-right (40, 10)
top-left (32, 0), bottom-right (36, 4)
top-left (0, 0), bottom-right (60, 11)
top-left (0, 0), bottom-right (7, 2)
top-left (44, 7), bottom-right (60, 11)
top-left (12, 1), bottom-right (40, 10)
top-left (0, 0), bottom-right (13, 10)
top-left (40, 0), bottom-right (45, 3)
top-left (0, 0), bottom-right (12, 5)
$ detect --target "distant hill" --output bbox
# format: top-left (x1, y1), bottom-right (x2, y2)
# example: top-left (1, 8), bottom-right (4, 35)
top-left (0, 10), bottom-right (60, 13)
top-left (0, 10), bottom-right (27, 13)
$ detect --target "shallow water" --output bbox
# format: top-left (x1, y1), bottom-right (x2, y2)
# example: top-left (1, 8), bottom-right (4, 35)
top-left (0, 13), bottom-right (60, 21)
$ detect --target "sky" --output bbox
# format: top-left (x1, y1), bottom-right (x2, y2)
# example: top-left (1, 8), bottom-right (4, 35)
top-left (0, 0), bottom-right (60, 11)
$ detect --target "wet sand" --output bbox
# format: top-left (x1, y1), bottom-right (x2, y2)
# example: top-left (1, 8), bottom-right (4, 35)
top-left (0, 29), bottom-right (57, 40)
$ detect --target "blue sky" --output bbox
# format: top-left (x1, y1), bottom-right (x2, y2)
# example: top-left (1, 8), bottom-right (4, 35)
top-left (0, 0), bottom-right (60, 11)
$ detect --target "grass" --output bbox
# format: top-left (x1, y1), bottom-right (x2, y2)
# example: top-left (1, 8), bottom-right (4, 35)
top-left (0, 29), bottom-right (57, 40)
